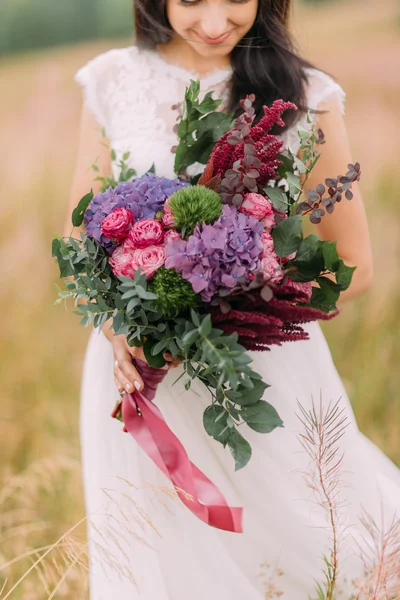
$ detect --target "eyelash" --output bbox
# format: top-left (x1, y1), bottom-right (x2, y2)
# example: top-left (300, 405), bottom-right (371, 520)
top-left (179, 0), bottom-right (250, 6)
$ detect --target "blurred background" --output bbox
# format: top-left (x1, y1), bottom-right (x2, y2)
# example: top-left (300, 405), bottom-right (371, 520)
top-left (1, 0), bottom-right (399, 596)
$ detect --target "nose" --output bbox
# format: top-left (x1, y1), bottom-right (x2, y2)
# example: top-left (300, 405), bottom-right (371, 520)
top-left (201, 6), bottom-right (229, 38)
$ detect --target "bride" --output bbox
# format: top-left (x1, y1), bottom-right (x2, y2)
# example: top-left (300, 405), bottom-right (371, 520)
top-left (64, 0), bottom-right (400, 597)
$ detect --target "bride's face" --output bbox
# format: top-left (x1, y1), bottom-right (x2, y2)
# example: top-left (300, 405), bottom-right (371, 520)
top-left (166, 0), bottom-right (258, 58)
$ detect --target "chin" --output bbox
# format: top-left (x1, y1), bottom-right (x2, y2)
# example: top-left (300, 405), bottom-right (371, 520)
top-left (188, 41), bottom-right (235, 59)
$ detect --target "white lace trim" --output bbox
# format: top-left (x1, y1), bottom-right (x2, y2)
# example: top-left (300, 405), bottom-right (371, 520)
top-left (74, 46), bottom-right (347, 176)
top-left (135, 46), bottom-right (234, 88)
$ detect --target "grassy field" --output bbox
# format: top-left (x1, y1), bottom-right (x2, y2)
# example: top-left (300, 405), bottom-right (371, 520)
top-left (0, 0), bottom-right (399, 596)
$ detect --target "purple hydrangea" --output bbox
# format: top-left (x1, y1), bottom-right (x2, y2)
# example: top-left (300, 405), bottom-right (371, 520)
top-left (165, 204), bottom-right (264, 302)
top-left (84, 174), bottom-right (189, 252)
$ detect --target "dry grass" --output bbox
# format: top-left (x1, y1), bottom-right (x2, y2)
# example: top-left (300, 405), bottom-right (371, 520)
top-left (295, 394), bottom-right (400, 599)
top-left (0, 0), bottom-right (399, 595)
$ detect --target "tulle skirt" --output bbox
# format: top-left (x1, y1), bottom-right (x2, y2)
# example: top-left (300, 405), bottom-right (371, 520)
top-left (80, 321), bottom-right (400, 599)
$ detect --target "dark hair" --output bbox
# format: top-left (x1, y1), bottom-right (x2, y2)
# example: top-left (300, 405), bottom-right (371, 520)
top-left (134, 0), bottom-right (318, 133)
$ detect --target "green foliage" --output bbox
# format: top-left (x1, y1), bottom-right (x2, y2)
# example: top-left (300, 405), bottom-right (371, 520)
top-left (52, 231), bottom-right (283, 469)
top-left (174, 80), bottom-right (234, 179)
top-left (168, 185), bottom-right (222, 238)
top-left (147, 268), bottom-right (199, 318)
top-left (240, 402), bottom-right (283, 434)
top-left (90, 133), bottom-right (137, 192)
top-left (71, 190), bottom-right (94, 227)
top-left (272, 215), bottom-right (303, 257)
top-left (176, 311), bottom-right (284, 470)
top-left (264, 186), bottom-right (290, 212)
top-left (282, 235), bottom-right (356, 313)
top-left (51, 76), bottom-right (357, 473)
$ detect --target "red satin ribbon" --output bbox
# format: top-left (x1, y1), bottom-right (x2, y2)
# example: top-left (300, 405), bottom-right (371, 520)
top-left (115, 359), bottom-right (243, 533)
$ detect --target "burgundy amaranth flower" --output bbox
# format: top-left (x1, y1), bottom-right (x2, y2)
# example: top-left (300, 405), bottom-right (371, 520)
top-left (208, 99), bottom-right (297, 192)
top-left (210, 281), bottom-right (337, 351)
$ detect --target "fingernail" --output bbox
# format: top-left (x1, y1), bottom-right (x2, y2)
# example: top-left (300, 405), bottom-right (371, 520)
top-left (134, 380), bottom-right (141, 390)
top-left (125, 383), bottom-right (132, 392)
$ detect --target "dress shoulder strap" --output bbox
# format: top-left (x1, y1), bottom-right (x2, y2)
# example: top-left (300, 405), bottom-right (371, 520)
top-left (74, 46), bottom-right (140, 134)
top-left (304, 67), bottom-right (346, 116)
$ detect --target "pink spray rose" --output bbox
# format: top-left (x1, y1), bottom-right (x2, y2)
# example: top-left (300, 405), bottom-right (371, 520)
top-left (127, 218), bottom-right (164, 249)
top-left (261, 256), bottom-right (284, 284)
top-left (285, 280), bottom-right (313, 302)
top-left (240, 193), bottom-right (274, 222)
top-left (109, 245), bottom-right (137, 279)
top-left (163, 229), bottom-right (181, 243)
top-left (164, 196), bottom-right (173, 213)
top-left (109, 243), bottom-right (166, 280)
top-left (260, 207), bottom-right (276, 231)
top-left (101, 208), bottom-right (134, 242)
top-left (162, 211), bottom-right (175, 228)
top-left (131, 245), bottom-right (166, 279)
top-left (260, 232), bottom-right (283, 284)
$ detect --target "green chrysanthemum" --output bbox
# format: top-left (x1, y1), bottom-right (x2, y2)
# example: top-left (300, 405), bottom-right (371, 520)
top-left (168, 185), bottom-right (222, 238)
top-left (148, 268), bottom-right (199, 318)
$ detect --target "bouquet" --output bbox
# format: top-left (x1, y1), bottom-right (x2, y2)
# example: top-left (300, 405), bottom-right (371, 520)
top-left (53, 81), bottom-right (360, 531)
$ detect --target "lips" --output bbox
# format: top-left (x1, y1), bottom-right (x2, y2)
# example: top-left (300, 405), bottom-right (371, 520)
top-left (196, 31), bottom-right (232, 46)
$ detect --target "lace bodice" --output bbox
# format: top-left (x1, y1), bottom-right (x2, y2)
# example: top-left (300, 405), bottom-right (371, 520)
top-left (74, 45), bottom-right (346, 181)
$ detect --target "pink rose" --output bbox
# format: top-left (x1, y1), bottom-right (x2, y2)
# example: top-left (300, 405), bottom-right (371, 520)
top-left (261, 211), bottom-right (276, 231)
top-left (131, 245), bottom-right (166, 279)
top-left (285, 280), bottom-right (313, 302)
top-left (109, 243), bottom-right (166, 280)
top-left (162, 211), bottom-right (175, 228)
top-left (101, 208), bottom-right (134, 242)
top-left (164, 197), bottom-right (173, 212)
top-left (163, 229), bottom-right (181, 243)
top-left (240, 193), bottom-right (274, 222)
top-left (261, 231), bottom-right (275, 252)
top-left (109, 245), bottom-right (137, 279)
top-left (261, 255), bottom-right (283, 284)
top-left (281, 251), bottom-right (296, 264)
top-left (260, 232), bottom-right (283, 283)
top-left (127, 218), bottom-right (164, 249)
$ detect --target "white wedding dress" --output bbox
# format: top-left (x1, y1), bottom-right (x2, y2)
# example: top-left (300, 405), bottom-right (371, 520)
top-left (76, 46), bottom-right (400, 599)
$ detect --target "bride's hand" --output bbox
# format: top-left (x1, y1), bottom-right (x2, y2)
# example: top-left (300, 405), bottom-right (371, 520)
top-left (102, 320), bottom-right (182, 394)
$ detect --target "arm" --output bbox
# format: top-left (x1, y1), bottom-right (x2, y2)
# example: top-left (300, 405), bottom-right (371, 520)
top-left (64, 105), bottom-right (120, 341)
top-left (65, 103), bottom-right (178, 390)
top-left (299, 97), bottom-right (374, 306)
top-left (63, 105), bottom-right (111, 240)
top-left (64, 104), bottom-right (147, 388)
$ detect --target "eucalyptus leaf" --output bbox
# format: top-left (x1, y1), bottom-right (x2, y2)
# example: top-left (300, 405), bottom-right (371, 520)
top-left (135, 285), bottom-right (157, 300)
top-left (52, 238), bottom-right (75, 278)
top-left (143, 339), bottom-right (167, 368)
top-left (235, 379), bottom-right (270, 406)
top-left (264, 187), bottom-right (289, 212)
top-left (240, 400), bottom-right (284, 433)
top-left (226, 430), bottom-right (252, 471)
top-left (286, 173), bottom-right (302, 198)
top-left (199, 315), bottom-right (212, 337)
top-left (182, 329), bottom-right (199, 346)
top-left (203, 405), bottom-right (232, 444)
